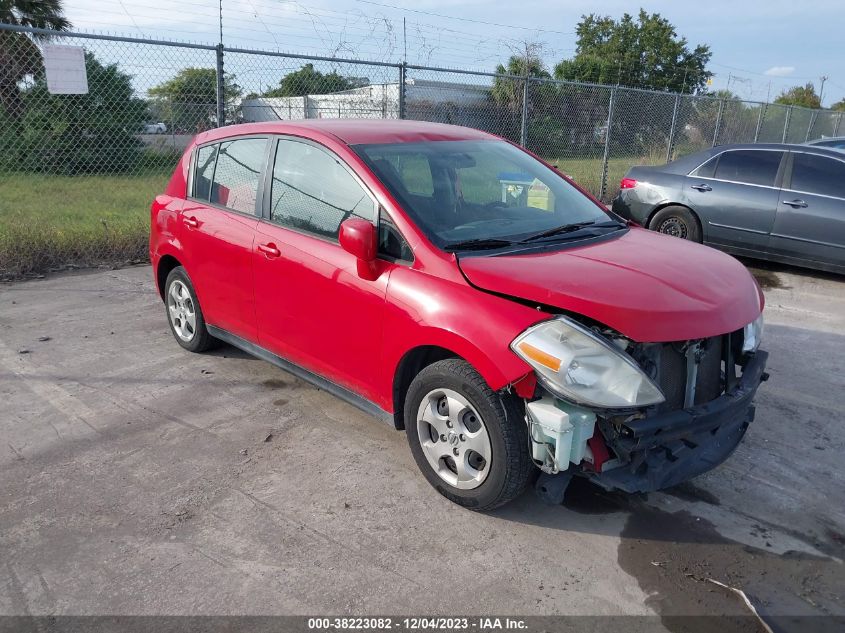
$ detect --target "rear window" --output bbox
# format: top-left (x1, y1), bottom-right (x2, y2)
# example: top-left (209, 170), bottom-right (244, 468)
top-left (210, 138), bottom-right (267, 214)
top-left (713, 150), bottom-right (782, 187)
top-left (790, 153), bottom-right (845, 198)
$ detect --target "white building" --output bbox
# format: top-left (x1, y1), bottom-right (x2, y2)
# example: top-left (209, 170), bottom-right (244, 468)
top-left (240, 79), bottom-right (490, 123)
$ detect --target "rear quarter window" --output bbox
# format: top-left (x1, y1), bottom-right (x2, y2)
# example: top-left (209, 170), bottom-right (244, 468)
top-left (193, 144), bottom-right (217, 201)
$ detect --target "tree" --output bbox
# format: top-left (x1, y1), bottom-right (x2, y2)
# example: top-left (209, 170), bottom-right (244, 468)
top-left (490, 44), bottom-right (551, 143)
top-left (831, 99), bottom-right (845, 112)
top-left (148, 68), bottom-right (241, 133)
top-left (263, 64), bottom-right (359, 97)
top-left (0, 0), bottom-right (70, 118)
top-left (775, 83), bottom-right (822, 109)
top-left (491, 44), bottom-right (550, 110)
top-left (553, 10), bottom-right (712, 94)
top-left (11, 52), bottom-right (147, 174)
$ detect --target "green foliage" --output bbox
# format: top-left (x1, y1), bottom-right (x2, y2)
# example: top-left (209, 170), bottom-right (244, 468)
top-left (775, 83), bottom-right (822, 109)
top-left (5, 52), bottom-right (147, 174)
top-left (148, 67), bottom-right (241, 132)
top-left (553, 10), bottom-right (712, 94)
top-left (263, 64), bottom-right (359, 97)
top-left (0, 0), bottom-right (71, 118)
top-left (831, 99), bottom-right (845, 112)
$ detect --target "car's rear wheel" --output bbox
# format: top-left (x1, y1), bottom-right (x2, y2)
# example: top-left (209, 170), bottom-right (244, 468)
top-left (405, 359), bottom-right (532, 510)
top-left (164, 266), bottom-right (217, 353)
top-left (650, 205), bottom-right (702, 242)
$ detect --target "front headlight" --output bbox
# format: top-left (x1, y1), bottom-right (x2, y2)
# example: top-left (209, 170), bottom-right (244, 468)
top-left (742, 313), bottom-right (764, 353)
top-left (511, 317), bottom-right (665, 409)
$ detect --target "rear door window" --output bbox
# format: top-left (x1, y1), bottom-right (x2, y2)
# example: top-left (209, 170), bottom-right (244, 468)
top-left (713, 150), bottom-right (783, 187)
top-left (789, 153), bottom-right (845, 199)
top-left (210, 137), bottom-right (268, 214)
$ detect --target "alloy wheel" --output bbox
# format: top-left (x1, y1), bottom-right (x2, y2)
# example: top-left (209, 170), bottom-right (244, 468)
top-left (416, 388), bottom-right (492, 490)
top-left (167, 280), bottom-right (197, 342)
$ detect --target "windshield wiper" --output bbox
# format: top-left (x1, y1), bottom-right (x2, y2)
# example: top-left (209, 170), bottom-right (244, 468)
top-left (521, 220), bottom-right (623, 242)
top-left (443, 238), bottom-right (516, 252)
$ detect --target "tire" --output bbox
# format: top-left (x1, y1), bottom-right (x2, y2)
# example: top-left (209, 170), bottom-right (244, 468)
top-left (163, 266), bottom-right (217, 353)
top-left (405, 359), bottom-right (533, 510)
top-left (649, 205), bottom-right (702, 242)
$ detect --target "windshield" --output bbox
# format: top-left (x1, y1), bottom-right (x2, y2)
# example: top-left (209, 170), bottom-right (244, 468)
top-left (353, 139), bottom-right (615, 249)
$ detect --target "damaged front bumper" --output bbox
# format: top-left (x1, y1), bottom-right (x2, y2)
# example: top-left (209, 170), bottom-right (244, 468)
top-left (528, 350), bottom-right (769, 497)
top-left (589, 350), bottom-right (768, 493)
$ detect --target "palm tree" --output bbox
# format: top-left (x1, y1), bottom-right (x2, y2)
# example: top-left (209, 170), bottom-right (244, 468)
top-left (0, 0), bottom-right (70, 118)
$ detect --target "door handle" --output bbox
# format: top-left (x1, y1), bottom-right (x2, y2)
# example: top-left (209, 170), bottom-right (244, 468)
top-left (183, 216), bottom-right (199, 228)
top-left (782, 199), bottom-right (808, 208)
top-left (257, 243), bottom-right (281, 258)
top-left (690, 184), bottom-right (712, 192)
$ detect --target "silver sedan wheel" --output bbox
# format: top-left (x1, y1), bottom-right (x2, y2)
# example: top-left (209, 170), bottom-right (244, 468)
top-left (416, 388), bottom-right (492, 490)
top-left (167, 280), bottom-right (197, 342)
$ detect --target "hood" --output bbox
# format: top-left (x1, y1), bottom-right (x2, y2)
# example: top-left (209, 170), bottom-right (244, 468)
top-left (457, 228), bottom-right (763, 343)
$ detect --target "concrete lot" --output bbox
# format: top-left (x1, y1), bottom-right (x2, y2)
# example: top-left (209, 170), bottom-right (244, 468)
top-left (1, 262), bottom-right (843, 630)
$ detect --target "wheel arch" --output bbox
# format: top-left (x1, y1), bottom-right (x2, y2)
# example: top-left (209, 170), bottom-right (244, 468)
top-left (391, 345), bottom-right (464, 430)
top-left (155, 254), bottom-right (183, 300)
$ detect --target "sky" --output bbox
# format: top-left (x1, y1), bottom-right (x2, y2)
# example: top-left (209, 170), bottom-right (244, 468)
top-left (49, 0), bottom-right (844, 106)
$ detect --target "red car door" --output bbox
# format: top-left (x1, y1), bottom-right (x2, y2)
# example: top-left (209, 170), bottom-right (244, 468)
top-left (252, 137), bottom-right (390, 403)
top-left (179, 137), bottom-right (268, 341)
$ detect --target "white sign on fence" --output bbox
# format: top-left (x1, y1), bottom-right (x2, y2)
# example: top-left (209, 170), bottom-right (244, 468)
top-left (43, 45), bottom-right (89, 95)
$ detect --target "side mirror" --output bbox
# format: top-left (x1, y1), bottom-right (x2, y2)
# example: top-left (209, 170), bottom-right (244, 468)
top-left (339, 218), bottom-right (378, 279)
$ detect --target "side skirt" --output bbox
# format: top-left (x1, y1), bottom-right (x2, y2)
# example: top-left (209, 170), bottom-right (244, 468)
top-left (206, 325), bottom-right (396, 428)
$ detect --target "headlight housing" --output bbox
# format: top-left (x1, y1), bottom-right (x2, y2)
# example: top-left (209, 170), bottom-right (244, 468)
top-left (742, 313), bottom-right (764, 353)
top-left (511, 317), bottom-right (665, 409)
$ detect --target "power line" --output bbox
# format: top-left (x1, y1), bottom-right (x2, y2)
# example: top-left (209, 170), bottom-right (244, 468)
top-left (351, 0), bottom-right (575, 36)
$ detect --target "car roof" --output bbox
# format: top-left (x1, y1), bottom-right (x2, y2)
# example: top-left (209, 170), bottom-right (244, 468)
top-left (658, 142), bottom-right (845, 172)
top-left (193, 119), bottom-right (498, 147)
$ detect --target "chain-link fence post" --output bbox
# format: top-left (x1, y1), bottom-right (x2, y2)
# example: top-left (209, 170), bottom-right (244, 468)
top-left (398, 63), bottom-right (406, 120)
top-left (520, 77), bottom-right (529, 147)
top-left (754, 102), bottom-right (766, 142)
top-left (805, 110), bottom-right (818, 142)
top-left (835, 112), bottom-right (844, 137)
top-left (599, 87), bottom-right (617, 202)
top-left (782, 106), bottom-right (792, 143)
top-left (666, 94), bottom-right (681, 163)
top-left (712, 99), bottom-right (725, 147)
top-left (215, 43), bottom-right (225, 127)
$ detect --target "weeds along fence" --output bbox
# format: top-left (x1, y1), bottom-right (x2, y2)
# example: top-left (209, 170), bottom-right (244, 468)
top-left (1, 23), bottom-right (842, 278)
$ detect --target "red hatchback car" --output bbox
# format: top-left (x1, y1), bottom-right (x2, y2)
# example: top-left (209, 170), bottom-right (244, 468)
top-left (150, 120), bottom-right (767, 510)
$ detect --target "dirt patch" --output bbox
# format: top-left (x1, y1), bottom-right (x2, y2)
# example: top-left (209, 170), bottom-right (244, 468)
top-left (561, 480), bottom-right (844, 631)
top-left (617, 502), bottom-right (844, 632)
top-left (750, 268), bottom-right (786, 290)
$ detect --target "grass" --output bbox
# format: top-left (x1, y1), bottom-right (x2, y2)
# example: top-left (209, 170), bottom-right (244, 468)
top-left (544, 156), bottom-right (646, 199)
top-left (0, 152), bottom-right (653, 278)
top-left (0, 171), bottom-right (170, 278)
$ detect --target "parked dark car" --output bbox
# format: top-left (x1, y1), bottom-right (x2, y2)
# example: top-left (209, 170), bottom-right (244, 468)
top-left (806, 136), bottom-right (845, 150)
top-left (612, 143), bottom-right (845, 273)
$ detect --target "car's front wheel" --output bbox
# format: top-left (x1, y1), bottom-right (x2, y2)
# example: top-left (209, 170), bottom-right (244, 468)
top-left (164, 266), bottom-right (217, 353)
top-left (650, 205), bottom-right (702, 242)
top-left (405, 359), bottom-right (533, 510)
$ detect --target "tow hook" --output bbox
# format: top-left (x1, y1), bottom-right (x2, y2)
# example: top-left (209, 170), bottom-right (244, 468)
top-left (535, 471), bottom-right (573, 505)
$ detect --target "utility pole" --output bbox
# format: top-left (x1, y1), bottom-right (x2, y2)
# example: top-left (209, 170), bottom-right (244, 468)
top-left (819, 75), bottom-right (828, 107)
top-left (218, 0), bottom-right (223, 45)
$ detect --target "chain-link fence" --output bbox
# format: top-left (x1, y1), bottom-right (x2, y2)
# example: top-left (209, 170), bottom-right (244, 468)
top-left (1, 23), bottom-right (843, 278)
